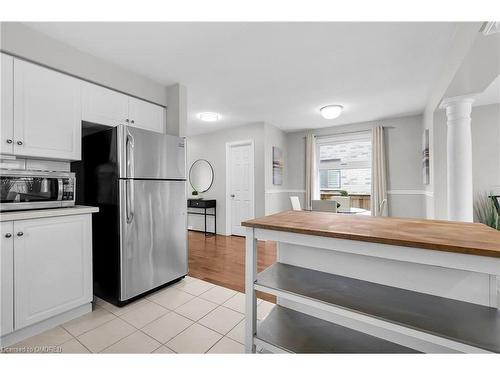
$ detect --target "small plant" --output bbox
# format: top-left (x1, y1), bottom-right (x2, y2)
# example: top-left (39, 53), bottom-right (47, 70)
top-left (339, 190), bottom-right (348, 197)
top-left (474, 192), bottom-right (499, 230)
top-left (192, 190), bottom-right (198, 196)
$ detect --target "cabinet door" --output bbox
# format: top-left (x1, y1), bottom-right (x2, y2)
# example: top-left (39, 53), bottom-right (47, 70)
top-left (13, 59), bottom-right (82, 160)
top-left (1, 53), bottom-right (14, 154)
top-left (14, 215), bottom-right (92, 330)
top-left (82, 82), bottom-right (129, 127)
top-left (0, 221), bottom-right (14, 336)
top-left (128, 97), bottom-right (165, 133)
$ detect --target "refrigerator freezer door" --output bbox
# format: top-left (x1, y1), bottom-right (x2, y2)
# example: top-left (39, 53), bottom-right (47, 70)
top-left (119, 179), bottom-right (187, 301)
top-left (118, 125), bottom-right (186, 180)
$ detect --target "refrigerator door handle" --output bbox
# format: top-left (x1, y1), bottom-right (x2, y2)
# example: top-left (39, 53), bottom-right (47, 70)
top-left (126, 132), bottom-right (135, 178)
top-left (126, 179), bottom-right (134, 224)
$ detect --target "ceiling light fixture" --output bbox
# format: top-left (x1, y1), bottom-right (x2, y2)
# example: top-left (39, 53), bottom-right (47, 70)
top-left (320, 105), bottom-right (343, 119)
top-left (197, 112), bottom-right (221, 122)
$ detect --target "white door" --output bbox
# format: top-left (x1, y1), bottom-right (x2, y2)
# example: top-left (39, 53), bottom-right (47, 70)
top-left (227, 142), bottom-right (254, 236)
top-left (1, 221), bottom-right (14, 336)
top-left (128, 97), bottom-right (165, 133)
top-left (1, 53), bottom-right (14, 154)
top-left (82, 81), bottom-right (129, 127)
top-left (13, 59), bottom-right (82, 160)
top-left (14, 215), bottom-right (92, 330)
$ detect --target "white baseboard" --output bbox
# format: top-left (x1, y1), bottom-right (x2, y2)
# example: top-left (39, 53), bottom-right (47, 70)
top-left (0, 303), bottom-right (92, 349)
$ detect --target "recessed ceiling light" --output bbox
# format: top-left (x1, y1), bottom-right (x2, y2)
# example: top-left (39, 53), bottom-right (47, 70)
top-left (320, 105), bottom-right (343, 119)
top-left (197, 112), bottom-right (221, 122)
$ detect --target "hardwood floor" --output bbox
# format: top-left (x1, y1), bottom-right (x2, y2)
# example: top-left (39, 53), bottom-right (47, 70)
top-left (188, 231), bottom-right (277, 302)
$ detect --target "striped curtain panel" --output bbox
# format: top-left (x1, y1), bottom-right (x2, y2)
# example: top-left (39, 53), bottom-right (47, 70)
top-left (305, 133), bottom-right (318, 210)
top-left (371, 126), bottom-right (388, 216)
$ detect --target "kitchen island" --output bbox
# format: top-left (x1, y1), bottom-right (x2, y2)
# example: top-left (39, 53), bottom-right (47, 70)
top-left (242, 211), bottom-right (500, 353)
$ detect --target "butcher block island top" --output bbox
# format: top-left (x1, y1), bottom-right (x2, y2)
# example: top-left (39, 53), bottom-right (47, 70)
top-left (242, 210), bottom-right (500, 258)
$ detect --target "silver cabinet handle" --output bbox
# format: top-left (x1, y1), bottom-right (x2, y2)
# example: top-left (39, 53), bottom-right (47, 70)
top-left (17, 141), bottom-right (23, 145)
top-left (6, 139), bottom-right (13, 144)
top-left (17, 231), bottom-right (24, 237)
top-left (131, 120), bottom-right (135, 124)
top-left (5, 233), bottom-right (12, 238)
top-left (125, 119), bottom-right (130, 123)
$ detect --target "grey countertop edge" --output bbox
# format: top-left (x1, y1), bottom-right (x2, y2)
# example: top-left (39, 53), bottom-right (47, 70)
top-left (0, 205), bottom-right (99, 222)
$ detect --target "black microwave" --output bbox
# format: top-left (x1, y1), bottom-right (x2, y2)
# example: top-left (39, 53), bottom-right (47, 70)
top-left (0, 169), bottom-right (75, 212)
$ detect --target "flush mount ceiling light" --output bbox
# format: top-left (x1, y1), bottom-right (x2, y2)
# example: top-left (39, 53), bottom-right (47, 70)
top-left (320, 105), bottom-right (343, 119)
top-left (197, 112), bottom-right (221, 122)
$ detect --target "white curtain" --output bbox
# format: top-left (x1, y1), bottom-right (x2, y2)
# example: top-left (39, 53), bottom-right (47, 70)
top-left (305, 133), bottom-right (318, 210)
top-left (371, 126), bottom-right (388, 216)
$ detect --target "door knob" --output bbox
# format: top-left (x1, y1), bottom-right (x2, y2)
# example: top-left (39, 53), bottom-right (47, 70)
top-left (230, 194), bottom-right (235, 198)
top-left (6, 139), bottom-right (13, 144)
top-left (5, 233), bottom-right (12, 238)
top-left (17, 141), bottom-right (23, 146)
top-left (17, 231), bottom-right (24, 237)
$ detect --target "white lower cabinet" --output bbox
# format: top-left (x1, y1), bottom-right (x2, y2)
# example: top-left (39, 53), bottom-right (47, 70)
top-left (1, 214), bottom-right (92, 336)
top-left (1, 222), bottom-right (14, 336)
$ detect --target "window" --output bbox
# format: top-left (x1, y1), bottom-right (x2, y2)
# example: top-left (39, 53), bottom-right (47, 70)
top-left (320, 169), bottom-right (341, 189)
top-left (316, 132), bottom-right (372, 195)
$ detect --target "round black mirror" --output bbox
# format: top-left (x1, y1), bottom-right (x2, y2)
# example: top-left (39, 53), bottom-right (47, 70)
top-left (189, 159), bottom-right (214, 193)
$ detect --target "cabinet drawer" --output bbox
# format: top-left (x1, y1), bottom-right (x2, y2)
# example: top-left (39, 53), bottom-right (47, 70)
top-left (188, 199), bottom-right (216, 208)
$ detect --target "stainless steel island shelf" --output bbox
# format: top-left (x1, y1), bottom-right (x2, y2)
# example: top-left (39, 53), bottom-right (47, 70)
top-left (256, 305), bottom-right (419, 353)
top-left (255, 262), bottom-right (500, 353)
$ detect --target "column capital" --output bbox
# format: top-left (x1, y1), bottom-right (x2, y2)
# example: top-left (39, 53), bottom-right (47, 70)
top-left (439, 94), bottom-right (476, 109)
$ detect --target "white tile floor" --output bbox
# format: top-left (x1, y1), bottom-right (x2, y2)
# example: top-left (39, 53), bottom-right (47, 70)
top-left (5, 276), bottom-right (274, 354)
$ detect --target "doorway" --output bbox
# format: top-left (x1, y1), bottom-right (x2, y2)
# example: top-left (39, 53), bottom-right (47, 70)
top-left (225, 140), bottom-right (255, 236)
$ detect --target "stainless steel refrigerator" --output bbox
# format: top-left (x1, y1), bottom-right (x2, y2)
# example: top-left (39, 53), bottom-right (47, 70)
top-left (73, 125), bottom-right (187, 306)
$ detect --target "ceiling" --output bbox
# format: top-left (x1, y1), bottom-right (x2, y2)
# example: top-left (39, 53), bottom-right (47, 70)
top-left (25, 22), bottom-right (460, 136)
top-left (474, 75), bottom-right (500, 107)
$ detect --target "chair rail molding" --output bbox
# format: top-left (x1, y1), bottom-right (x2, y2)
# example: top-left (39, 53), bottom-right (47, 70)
top-left (265, 189), bottom-right (306, 194)
top-left (387, 190), bottom-right (434, 197)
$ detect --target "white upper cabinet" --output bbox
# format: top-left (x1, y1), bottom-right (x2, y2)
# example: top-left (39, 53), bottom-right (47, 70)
top-left (2, 56), bottom-right (165, 161)
top-left (82, 81), bottom-right (129, 127)
top-left (13, 59), bottom-right (82, 160)
top-left (1, 53), bottom-right (14, 155)
top-left (82, 81), bottom-right (166, 133)
top-left (128, 97), bottom-right (165, 133)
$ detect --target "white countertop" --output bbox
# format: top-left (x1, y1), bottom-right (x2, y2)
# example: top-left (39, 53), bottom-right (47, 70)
top-left (0, 205), bottom-right (99, 222)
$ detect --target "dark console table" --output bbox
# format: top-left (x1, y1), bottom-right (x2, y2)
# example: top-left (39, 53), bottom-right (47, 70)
top-left (187, 199), bottom-right (216, 236)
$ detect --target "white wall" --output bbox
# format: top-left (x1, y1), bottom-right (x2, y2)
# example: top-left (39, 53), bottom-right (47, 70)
top-left (186, 122), bottom-right (292, 234)
top-left (421, 22), bottom-right (483, 219)
top-left (428, 31), bottom-right (500, 220)
top-left (285, 114), bottom-right (427, 218)
top-left (433, 103), bottom-right (500, 220)
top-left (186, 123), bottom-right (266, 235)
top-left (166, 84), bottom-right (187, 137)
top-left (264, 123), bottom-right (293, 215)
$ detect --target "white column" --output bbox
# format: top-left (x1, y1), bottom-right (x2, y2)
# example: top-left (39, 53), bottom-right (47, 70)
top-left (440, 96), bottom-right (475, 222)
